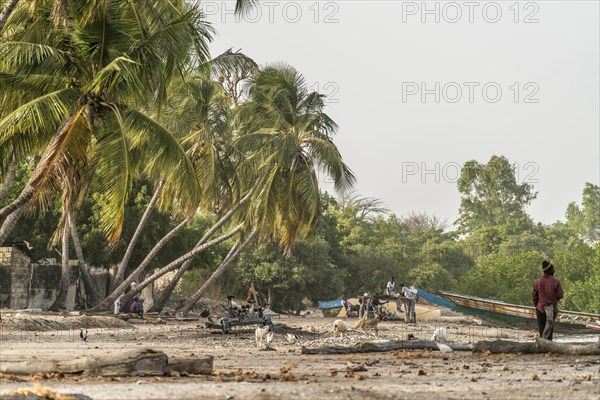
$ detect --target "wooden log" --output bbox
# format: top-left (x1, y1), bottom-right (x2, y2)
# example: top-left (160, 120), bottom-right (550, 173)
top-left (473, 339), bottom-right (600, 355)
top-left (473, 340), bottom-right (540, 354)
top-left (301, 340), bottom-right (473, 355)
top-left (535, 338), bottom-right (600, 355)
top-left (167, 356), bottom-right (213, 375)
top-left (0, 349), bottom-right (168, 376)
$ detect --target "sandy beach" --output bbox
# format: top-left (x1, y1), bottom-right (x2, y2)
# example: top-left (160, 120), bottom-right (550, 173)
top-left (0, 308), bottom-right (599, 400)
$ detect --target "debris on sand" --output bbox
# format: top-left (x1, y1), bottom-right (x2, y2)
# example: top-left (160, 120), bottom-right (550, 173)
top-left (2, 383), bottom-right (93, 400)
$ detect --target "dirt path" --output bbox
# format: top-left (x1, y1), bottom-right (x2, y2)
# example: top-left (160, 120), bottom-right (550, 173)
top-left (1, 313), bottom-right (599, 399)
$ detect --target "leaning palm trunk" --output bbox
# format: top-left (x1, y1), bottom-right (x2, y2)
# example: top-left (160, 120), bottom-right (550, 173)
top-left (89, 217), bottom-right (191, 311)
top-left (148, 188), bottom-right (256, 313)
top-left (0, 164), bottom-right (16, 203)
top-left (151, 234), bottom-right (241, 313)
top-left (113, 179), bottom-right (165, 289)
top-left (0, 206), bottom-right (24, 246)
top-left (178, 229), bottom-right (257, 316)
top-left (0, 185), bottom-right (34, 221)
top-left (121, 224), bottom-right (244, 307)
top-left (69, 210), bottom-right (103, 307)
top-left (0, 0), bottom-right (19, 31)
top-left (149, 259), bottom-right (189, 313)
top-left (49, 224), bottom-right (70, 311)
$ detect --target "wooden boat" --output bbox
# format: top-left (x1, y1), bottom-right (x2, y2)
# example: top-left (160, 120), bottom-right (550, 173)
top-left (439, 291), bottom-right (600, 333)
top-left (586, 323), bottom-right (600, 331)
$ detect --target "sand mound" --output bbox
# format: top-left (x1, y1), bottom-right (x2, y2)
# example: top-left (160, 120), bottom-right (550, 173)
top-left (1, 315), bottom-right (135, 331)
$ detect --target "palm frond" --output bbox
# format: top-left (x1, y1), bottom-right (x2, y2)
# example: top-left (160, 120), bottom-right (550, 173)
top-left (124, 108), bottom-right (200, 214)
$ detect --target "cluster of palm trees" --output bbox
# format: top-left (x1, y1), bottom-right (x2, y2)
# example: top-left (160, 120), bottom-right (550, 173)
top-left (0, 0), bottom-right (354, 314)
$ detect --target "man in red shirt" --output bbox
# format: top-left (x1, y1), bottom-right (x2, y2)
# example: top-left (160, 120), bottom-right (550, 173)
top-left (532, 260), bottom-right (564, 340)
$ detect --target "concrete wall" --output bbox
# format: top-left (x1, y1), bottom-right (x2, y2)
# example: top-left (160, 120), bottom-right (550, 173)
top-left (0, 246), bottom-right (78, 310)
top-left (0, 247), bottom-right (32, 309)
top-left (27, 263), bottom-right (62, 310)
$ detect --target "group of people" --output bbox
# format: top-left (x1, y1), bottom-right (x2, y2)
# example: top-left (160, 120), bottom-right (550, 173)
top-left (113, 295), bottom-right (144, 319)
top-left (339, 259), bottom-right (564, 338)
top-left (340, 277), bottom-right (417, 322)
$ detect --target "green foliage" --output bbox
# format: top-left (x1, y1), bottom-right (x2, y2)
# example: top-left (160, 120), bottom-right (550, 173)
top-left (408, 262), bottom-right (457, 293)
top-left (458, 250), bottom-right (544, 306)
top-left (456, 155), bottom-right (536, 233)
top-left (233, 236), bottom-right (344, 313)
top-left (566, 183), bottom-right (600, 243)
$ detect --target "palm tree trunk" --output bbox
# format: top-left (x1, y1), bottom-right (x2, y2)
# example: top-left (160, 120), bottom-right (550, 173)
top-left (89, 217), bottom-right (190, 311)
top-left (143, 183), bottom-right (260, 313)
top-left (121, 223), bottom-right (244, 307)
top-left (113, 179), bottom-right (165, 288)
top-left (0, 164), bottom-right (16, 203)
top-left (178, 229), bottom-right (257, 316)
top-left (0, 206), bottom-right (24, 246)
top-left (151, 237), bottom-right (241, 313)
top-left (49, 224), bottom-right (70, 311)
top-left (0, 0), bottom-right (19, 31)
top-left (69, 210), bottom-right (103, 307)
top-left (0, 184), bottom-right (34, 222)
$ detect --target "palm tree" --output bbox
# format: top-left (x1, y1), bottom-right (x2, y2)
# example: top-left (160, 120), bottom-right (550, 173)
top-left (146, 52), bottom-right (257, 312)
top-left (0, 0), bottom-right (206, 245)
top-left (236, 64), bottom-right (356, 253)
top-left (176, 65), bottom-right (356, 314)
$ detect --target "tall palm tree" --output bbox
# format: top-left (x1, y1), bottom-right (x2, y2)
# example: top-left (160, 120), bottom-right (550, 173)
top-left (0, 0), bottom-right (206, 245)
top-left (236, 64), bottom-right (356, 253)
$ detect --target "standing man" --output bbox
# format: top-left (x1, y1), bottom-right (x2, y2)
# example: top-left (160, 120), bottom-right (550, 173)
top-left (532, 260), bottom-right (564, 340)
top-left (386, 277), bottom-right (396, 296)
top-left (401, 284), bottom-right (417, 323)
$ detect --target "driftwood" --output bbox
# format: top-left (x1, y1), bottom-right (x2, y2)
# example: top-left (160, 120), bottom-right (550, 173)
top-left (535, 337), bottom-right (600, 355)
top-left (473, 340), bottom-right (540, 354)
top-left (167, 356), bottom-right (213, 374)
top-left (474, 339), bottom-right (600, 355)
top-left (301, 340), bottom-right (473, 355)
top-left (0, 349), bottom-right (213, 376)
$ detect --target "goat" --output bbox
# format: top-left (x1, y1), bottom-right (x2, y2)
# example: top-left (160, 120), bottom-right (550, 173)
top-left (354, 316), bottom-right (381, 336)
top-left (431, 327), bottom-right (449, 343)
top-left (255, 324), bottom-right (272, 349)
top-left (332, 319), bottom-right (348, 338)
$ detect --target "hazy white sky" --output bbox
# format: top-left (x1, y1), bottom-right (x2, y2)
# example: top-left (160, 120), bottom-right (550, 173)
top-left (203, 0), bottom-right (599, 226)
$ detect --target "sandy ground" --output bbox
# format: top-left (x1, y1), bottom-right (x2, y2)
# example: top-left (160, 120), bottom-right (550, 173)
top-left (0, 309), bottom-right (599, 400)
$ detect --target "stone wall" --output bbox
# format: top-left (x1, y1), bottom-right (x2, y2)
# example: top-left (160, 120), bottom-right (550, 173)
top-left (0, 246), bottom-right (77, 310)
top-left (0, 246), bottom-right (32, 309)
top-left (27, 264), bottom-right (63, 310)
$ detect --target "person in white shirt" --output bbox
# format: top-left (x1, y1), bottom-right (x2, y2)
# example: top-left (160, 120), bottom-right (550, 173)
top-left (386, 277), bottom-right (396, 296)
top-left (401, 284), bottom-right (416, 323)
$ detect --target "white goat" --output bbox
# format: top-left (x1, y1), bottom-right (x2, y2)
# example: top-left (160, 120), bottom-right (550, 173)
top-left (333, 319), bottom-right (348, 338)
top-left (431, 327), bottom-right (449, 343)
top-left (255, 325), bottom-right (272, 349)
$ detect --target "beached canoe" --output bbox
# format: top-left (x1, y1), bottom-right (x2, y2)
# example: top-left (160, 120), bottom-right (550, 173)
top-left (440, 291), bottom-right (600, 333)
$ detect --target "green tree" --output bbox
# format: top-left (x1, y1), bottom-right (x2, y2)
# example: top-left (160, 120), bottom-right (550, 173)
top-left (458, 250), bottom-right (544, 305)
top-left (566, 183), bottom-right (600, 243)
top-left (0, 0), bottom-right (204, 246)
top-left (456, 155), bottom-right (537, 233)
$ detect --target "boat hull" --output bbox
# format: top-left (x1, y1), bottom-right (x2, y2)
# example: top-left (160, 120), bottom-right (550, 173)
top-left (440, 291), bottom-right (600, 333)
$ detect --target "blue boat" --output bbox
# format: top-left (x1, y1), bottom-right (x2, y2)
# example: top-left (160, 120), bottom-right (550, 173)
top-left (415, 289), bottom-right (456, 309)
top-left (318, 299), bottom-right (342, 310)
